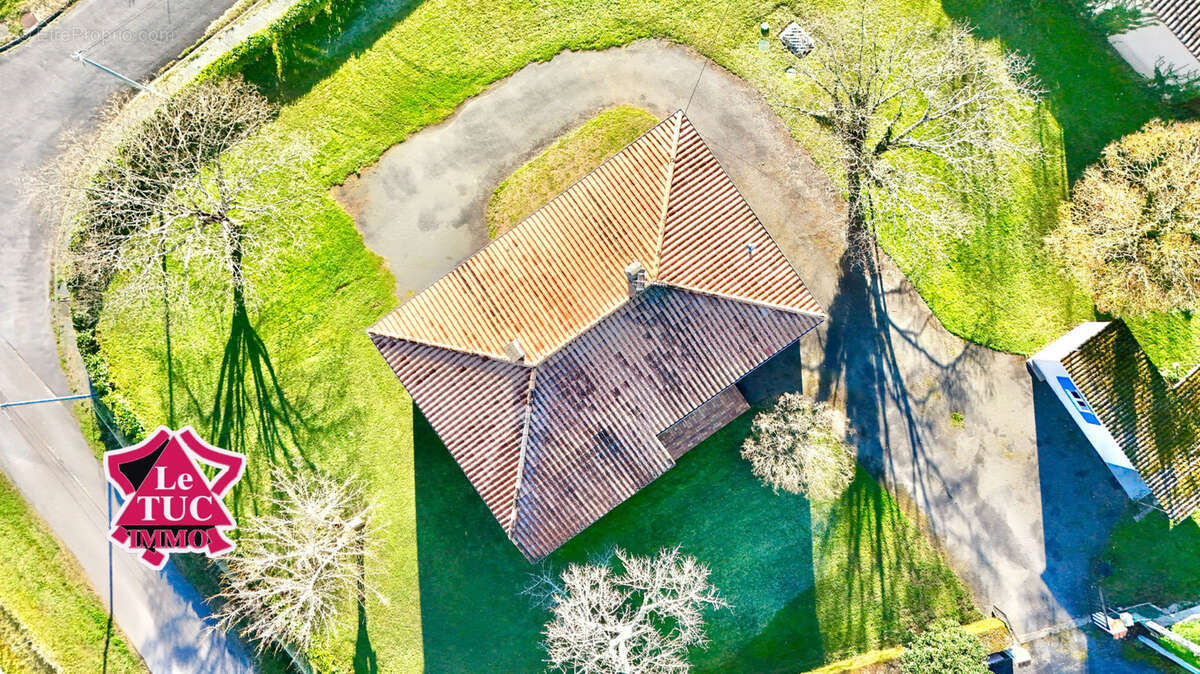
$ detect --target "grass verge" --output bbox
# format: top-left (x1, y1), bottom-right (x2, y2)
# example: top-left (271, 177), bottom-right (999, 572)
top-left (0, 472), bottom-right (143, 672)
top-left (486, 105), bottom-right (658, 238)
top-left (1177, 617), bottom-right (1200, 644)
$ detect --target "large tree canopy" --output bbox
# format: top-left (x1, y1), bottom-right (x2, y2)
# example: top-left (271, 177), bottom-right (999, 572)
top-left (47, 77), bottom-right (313, 314)
top-left (774, 7), bottom-right (1041, 260)
top-left (213, 469), bottom-right (374, 654)
top-left (527, 547), bottom-right (727, 673)
top-left (1048, 119), bottom-right (1200, 316)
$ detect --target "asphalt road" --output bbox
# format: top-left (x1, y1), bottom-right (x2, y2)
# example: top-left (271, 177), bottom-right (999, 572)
top-left (0, 0), bottom-right (250, 670)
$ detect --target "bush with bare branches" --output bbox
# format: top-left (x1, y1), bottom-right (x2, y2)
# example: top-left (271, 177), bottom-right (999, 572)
top-left (212, 468), bottom-right (375, 654)
top-left (525, 547), bottom-right (727, 673)
top-left (771, 8), bottom-right (1042, 261)
top-left (44, 77), bottom-right (312, 316)
top-left (1047, 119), bottom-right (1200, 316)
top-left (741, 393), bottom-right (855, 501)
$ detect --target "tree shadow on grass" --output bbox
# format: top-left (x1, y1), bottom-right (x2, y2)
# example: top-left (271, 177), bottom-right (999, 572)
top-left (170, 304), bottom-right (316, 521)
top-left (941, 0), bottom-right (1176, 181)
top-left (238, 0), bottom-right (427, 102)
top-left (412, 406), bottom-right (825, 672)
top-left (355, 550), bottom-right (378, 674)
top-left (209, 307), bottom-right (308, 465)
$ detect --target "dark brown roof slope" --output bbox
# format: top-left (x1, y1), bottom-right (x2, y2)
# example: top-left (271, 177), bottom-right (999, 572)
top-left (1150, 0), bottom-right (1200, 60)
top-left (369, 111), bottom-right (825, 559)
top-left (508, 286), bottom-right (821, 559)
top-left (1061, 322), bottom-right (1200, 522)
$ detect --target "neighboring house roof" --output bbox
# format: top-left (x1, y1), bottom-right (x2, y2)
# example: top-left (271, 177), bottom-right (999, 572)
top-left (369, 111), bottom-right (825, 559)
top-left (1149, 0), bottom-right (1200, 60)
top-left (1059, 321), bottom-right (1200, 522)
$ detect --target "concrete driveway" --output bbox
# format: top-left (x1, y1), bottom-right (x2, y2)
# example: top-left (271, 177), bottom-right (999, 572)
top-left (336, 39), bottom-right (1148, 671)
top-left (0, 0), bottom-right (251, 670)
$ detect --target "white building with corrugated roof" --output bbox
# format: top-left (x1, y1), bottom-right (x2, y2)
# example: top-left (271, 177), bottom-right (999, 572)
top-left (1108, 0), bottom-right (1200, 83)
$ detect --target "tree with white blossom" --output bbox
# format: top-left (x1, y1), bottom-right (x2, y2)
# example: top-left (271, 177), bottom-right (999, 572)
top-left (526, 547), bottom-right (728, 673)
top-left (212, 468), bottom-right (375, 654)
top-left (741, 392), bottom-right (856, 501)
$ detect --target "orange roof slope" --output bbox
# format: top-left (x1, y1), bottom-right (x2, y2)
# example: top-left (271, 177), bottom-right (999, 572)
top-left (369, 112), bottom-right (821, 362)
top-left (369, 111), bottom-right (825, 559)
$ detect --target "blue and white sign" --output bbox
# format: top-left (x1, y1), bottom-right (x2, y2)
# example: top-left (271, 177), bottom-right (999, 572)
top-left (1056, 376), bottom-right (1101, 426)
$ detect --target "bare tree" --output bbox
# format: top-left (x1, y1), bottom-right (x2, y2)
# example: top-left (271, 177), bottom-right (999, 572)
top-left (741, 393), bottom-right (855, 501)
top-left (772, 8), bottom-right (1042, 260)
top-left (45, 77), bottom-right (312, 314)
top-left (212, 468), bottom-right (375, 654)
top-left (1048, 118), bottom-right (1200, 316)
top-left (525, 547), bottom-right (727, 674)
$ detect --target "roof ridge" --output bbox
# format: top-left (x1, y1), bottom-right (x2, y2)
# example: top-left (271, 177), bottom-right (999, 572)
top-left (655, 281), bottom-right (827, 320)
top-left (650, 111), bottom-right (684, 279)
top-left (655, 112), bottom-right (824, 317)
top-left (504, 366), bottom-right (540, 533)
top-left (370, 111), bottom-right (686, 355)
top-left (366, 331), bottom-right (534, 367)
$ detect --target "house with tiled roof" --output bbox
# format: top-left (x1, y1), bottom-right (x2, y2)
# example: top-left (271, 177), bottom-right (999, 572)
top-left (1029, 321), bottom-right (1200, 523)
top-left (369, 111), bottom-right (825, 560)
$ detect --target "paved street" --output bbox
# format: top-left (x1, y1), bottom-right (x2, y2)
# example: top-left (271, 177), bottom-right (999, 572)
top-left (0, 0), bottom-right (249, 670)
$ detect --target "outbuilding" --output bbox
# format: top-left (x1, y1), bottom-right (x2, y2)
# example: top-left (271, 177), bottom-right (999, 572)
top-left (1028, 321), bottom-right (1200, 522)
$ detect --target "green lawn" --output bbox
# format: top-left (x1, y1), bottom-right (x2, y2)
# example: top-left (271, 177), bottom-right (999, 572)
top-left (415, 411), bottom-right (976, 672)
top-left (937, 0), bottom-right (1198, 374)
top-left (88, 0), bottom-right (1198, 669)
top-left (1176, 617), bottom-right (1200, 645)
top-left (487, 105), bottom-right (658, 237)
top-left (0, 473), bottom-right (144, 672)
top-left (1157, 633), bottom-right (1200, 669)
top-left (1095, 508), bottom-right (1200, 607)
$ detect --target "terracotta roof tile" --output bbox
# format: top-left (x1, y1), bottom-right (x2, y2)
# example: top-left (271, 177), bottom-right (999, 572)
top-left (368, 111), bottom-right (826, 558)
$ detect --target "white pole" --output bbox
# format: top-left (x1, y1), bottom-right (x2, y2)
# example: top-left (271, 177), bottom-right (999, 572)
top-left (70, 51), bottom-right (167, 98)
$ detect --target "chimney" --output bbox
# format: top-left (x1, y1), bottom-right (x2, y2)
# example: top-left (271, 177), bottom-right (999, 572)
top-left (503, 337), bottom-right (525, 363)
top-left (624, 261), bottom-right (647, 296)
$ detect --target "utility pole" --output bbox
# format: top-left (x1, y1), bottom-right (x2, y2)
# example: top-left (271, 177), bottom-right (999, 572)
top-left (0, 392), bottom-right (93, 409)
top-left (70, 51), bottom-right (166, 98)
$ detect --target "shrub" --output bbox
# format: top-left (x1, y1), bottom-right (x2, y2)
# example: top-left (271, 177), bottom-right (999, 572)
top-left (1048, 119), bottom-right (1200, 315)
top-left (741, 393), bottom-right (856, 501)
top-left (900, 619), bottom-right (987, 674)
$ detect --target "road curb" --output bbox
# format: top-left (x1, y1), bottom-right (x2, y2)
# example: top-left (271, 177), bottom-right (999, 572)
top-left (0, 0), bottom-right (80, 55)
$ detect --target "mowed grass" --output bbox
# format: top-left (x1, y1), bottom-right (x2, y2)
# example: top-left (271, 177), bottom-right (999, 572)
top-left (414, 412), bottom-right (976, 672)
top-left (1176, 617), bottom-right (1200, 644)
top-left (938, 0), bottom-right (1198, 370)
top-left (93, 0), bottom-right (1194, 669)
top-left (1095, 508), bottom-right (1200, 608)
top-left (233, 0), bottom-right (1194, 369)
top-left (0, 473), bottom-right (144, 672)
top-left (487, 105), bottom-right (658, 237)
